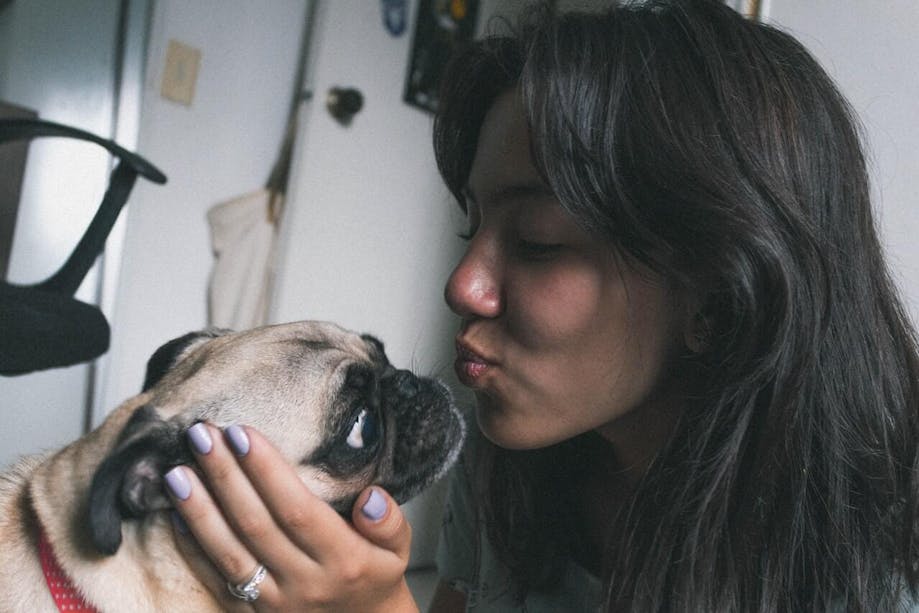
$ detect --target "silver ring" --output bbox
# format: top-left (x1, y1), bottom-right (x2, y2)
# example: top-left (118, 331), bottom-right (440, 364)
top-left (227, 563), bottom-right (268, 602)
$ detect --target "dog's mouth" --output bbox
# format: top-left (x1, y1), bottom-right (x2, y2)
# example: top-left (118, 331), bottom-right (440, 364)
top-left (376, 373), bottom-right (465, 505)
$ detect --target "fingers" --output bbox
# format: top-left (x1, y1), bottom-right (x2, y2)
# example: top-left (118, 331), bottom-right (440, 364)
top-left (164, 465), bottom-right (282, 600)
top-left (169, 512), bottom-right (255, 613)
top-left (352, 487), bottom-right (413, 562)
top-left (167, 422), bottom-right (415, 612)
top-left (165, 426), bottom-right (318, 603)
top-left (173, 424), bottom-right (308, 571)
top-left (231, 427), bottom-right (356, 561)
top-left (235, 429), bottom-right (412, 566)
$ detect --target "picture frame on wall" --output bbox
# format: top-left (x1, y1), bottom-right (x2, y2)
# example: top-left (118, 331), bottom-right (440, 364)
top-left (403, 0), bottom-right (479, 113)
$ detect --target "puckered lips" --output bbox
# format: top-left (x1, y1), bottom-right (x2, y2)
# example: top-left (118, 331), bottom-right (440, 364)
top-left (454, 338), bottom-right (495, 386)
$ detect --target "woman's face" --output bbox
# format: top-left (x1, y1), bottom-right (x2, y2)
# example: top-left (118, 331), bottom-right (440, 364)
top-left (445, 91), bottom-right (687, 451)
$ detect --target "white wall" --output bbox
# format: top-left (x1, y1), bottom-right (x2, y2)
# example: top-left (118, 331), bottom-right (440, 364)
top-left (98, 0), bottom-right (309, 420)
top-left (765, 1), bottom-right (919, 322)
top-left (271, 1), bottom-right (463, 369)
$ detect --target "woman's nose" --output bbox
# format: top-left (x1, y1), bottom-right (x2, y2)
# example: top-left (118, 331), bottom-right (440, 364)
top-left (444, 241), bottom-right (502, 319)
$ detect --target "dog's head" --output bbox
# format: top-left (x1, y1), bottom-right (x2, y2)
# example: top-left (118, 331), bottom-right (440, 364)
top-left (87, 321), bottom-right (465, 555)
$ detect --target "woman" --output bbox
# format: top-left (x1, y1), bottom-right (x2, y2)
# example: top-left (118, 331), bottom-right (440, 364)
top-left (168, 1), bottom-right (919, 610)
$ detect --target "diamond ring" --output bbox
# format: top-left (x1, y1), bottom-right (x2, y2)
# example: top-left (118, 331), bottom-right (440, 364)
top-left (227, 563), bottom-right (268, 602)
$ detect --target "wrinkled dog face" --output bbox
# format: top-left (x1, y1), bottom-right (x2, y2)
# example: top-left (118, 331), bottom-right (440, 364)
top-left (88, 321), bottom-right (465, 555)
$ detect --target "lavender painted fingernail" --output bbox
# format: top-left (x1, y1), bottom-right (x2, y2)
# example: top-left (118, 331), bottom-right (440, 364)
top-left (187, 423), bottom-right (213, 455)
top-left (164, 466), bottom-right (192, 501)
top-left (361, 488), bottom-right (387, 521)
top-left (225, 425), bottom-right (250, 456)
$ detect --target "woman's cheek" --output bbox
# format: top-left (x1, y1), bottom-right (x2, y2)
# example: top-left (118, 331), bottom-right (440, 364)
top-left (512, 269), bottom-right (611, 346)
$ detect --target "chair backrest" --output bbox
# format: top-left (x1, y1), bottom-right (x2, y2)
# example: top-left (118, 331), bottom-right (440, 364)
top-left (0, 118), bottom-right (166, 376)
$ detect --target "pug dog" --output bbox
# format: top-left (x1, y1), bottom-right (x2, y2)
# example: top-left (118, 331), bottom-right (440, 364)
top-left (0, 320), bottom-right (465, 612)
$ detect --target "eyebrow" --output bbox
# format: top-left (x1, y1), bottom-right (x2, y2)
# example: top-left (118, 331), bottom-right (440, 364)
top-left (463, 181), bottom-right (555, 207)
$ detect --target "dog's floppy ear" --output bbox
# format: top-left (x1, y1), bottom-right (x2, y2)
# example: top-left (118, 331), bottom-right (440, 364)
top-left (142, 327), bottom-right (231, 391)
top-left (87, 405), bottom-right (190, 555)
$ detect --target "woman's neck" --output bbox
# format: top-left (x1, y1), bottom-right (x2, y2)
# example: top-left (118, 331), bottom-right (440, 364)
top-left (573, 391), bottom-right (683, 575)
top-left (593, 392), bottom-right (682, 486)
top-left (571, 433), bottom-right (636, 576)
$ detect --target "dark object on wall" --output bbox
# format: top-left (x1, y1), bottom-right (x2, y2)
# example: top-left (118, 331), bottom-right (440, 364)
top-left (403, 0), bottom-right (479, 113)
top-left (0, 119), bottom-right (167, 376)
top-left (0, 101), bottom-right (37, 279)
top-left (326, 87), bottom-right (364, 126)
top-left (382, 0), bottom-right (408, 36)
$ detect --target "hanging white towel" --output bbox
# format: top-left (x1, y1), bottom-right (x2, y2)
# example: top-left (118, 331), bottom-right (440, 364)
top-left (206, 188), bottom-right (279, 330)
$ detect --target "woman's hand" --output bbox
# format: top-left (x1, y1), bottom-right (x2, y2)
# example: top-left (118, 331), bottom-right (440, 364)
top-left (163, 423), bottom-right (418, 612)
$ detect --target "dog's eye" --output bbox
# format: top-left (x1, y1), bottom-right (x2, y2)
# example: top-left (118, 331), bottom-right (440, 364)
top-left (345, 409), bottom-right (378, 449)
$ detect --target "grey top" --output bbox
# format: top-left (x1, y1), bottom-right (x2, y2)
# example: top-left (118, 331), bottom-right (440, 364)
top-left (435, 434), bottom-right (603, 612)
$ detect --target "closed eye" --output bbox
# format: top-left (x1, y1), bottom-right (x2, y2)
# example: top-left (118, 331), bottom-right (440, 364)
top-left (516, 240), bottom-right (563, 260)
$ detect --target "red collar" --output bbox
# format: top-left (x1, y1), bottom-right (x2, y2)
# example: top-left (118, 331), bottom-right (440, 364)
top-left (37, 526), bottom-right (99, 613)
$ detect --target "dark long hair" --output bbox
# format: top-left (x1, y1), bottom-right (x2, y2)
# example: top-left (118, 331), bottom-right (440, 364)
top-left (434, 0), bottom-right (919, 610)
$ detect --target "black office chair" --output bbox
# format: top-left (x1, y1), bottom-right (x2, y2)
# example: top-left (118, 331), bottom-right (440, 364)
top-left (0, 119), bottom-right (166, 375)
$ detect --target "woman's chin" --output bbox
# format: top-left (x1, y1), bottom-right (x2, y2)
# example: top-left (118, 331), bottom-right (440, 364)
top-left (476, 406), bottom-right (572, 450)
